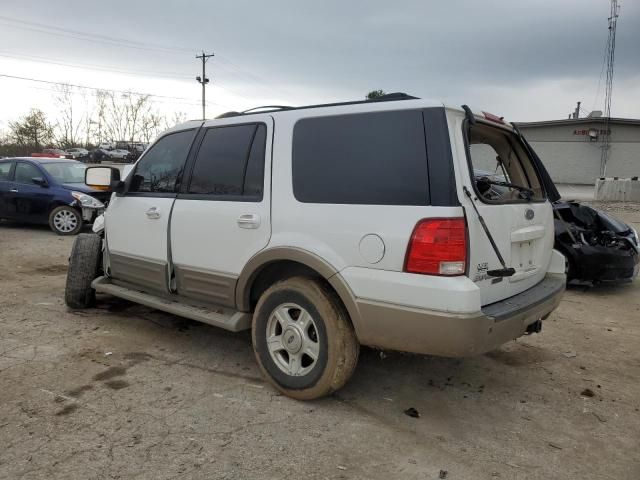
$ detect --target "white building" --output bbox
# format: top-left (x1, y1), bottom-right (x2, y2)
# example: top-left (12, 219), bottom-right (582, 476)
top-left (516, 117), bottom-right (640, 185)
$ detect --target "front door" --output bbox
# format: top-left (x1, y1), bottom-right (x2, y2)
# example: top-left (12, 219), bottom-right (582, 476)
top-left (6, 161), bottom-right (54, 223)
top-left (170, 117), bottom-right (273, 307)
top-left (105, 128), bottom-right (198, 294)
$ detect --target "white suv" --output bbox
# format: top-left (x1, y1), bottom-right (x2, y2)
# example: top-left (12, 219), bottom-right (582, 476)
top-left (65, 94), bottom-right (566, 400)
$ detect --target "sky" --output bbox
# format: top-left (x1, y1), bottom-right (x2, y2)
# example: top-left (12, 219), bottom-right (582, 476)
top-left (0, 0), bottom-right (638, 135)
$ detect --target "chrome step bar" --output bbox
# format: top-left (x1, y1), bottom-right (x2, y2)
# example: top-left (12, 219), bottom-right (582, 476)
top-left (91, 276), bottom-right (251, 332)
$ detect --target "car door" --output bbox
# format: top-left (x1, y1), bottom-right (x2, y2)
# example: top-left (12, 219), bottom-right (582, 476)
top-left (105, 128), bottom-right (198, 295)
top-left (6, 161), bottom-right (54, 223)
top-left (0, 160), bottom-right (15, 218)
top-left (170, 118), bottom-right (272, 307)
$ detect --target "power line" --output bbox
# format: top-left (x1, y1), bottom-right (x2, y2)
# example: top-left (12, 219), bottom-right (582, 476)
top-left (0, 72), bottom-right (231, 108)
top-left (0, 51), bottom-right (192, 81)
top-left (0, 14), bottom-right (290, 100)
top-left (0, 49), bottom-right (254, 103)
top-left (0, 15), bottom-right (191, 55)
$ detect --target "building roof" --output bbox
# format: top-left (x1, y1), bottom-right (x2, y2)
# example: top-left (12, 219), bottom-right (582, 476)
top-left (516, 117), bottom-right (640, 128)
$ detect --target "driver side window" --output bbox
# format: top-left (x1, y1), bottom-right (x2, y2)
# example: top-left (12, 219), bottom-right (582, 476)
top-left (129, 130), bottom-right (194, 193)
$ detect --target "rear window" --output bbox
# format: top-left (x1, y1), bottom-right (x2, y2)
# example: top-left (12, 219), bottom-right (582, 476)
top-left (292, 110), bottom-right (429, 205)
top-left (466, 122), bottom-right (545, 203)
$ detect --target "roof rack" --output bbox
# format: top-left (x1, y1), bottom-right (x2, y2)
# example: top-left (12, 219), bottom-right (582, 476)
top-left (215, 92), bottom-right (419, 119)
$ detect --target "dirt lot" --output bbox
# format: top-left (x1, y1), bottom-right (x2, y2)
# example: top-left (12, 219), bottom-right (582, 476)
top-left (1, 203), bottom-right (639, 480)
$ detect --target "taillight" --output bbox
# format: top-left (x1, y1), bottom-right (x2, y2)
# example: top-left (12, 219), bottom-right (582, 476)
top-left (404, 218), bottom-right (467, 276)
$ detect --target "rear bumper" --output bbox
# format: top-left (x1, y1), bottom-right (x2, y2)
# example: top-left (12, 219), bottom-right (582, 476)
top-left (355, 273), bottom-right (566, 357)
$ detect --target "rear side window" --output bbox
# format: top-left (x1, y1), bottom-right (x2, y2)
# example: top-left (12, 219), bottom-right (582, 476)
top-left (188, 123), bottom-right (266, 200)
top-left (292, 110), bottom-right (429, 205)
top-left (0, 162), bottom-right (12, 180)
top-left (129, 129), bottom-right (194, 194)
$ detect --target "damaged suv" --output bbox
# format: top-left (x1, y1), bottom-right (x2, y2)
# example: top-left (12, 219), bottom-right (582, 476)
top-left (64, 94), bottom-right (566, 400)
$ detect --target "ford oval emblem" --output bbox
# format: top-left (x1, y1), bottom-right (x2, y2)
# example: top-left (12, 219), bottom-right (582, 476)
top-left (525, 209), bottom-right (535, 220)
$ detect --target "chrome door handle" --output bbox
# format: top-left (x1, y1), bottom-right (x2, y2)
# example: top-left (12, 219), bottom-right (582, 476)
top-left (145, 207), bottom-right (161, 219)
top-left (237, 214), bottom-right (260, 229)
top-left (9, 189), bottom-right (18, 193)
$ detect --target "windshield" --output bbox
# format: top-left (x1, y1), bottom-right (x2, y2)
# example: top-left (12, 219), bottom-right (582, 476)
top-left (466, 122), bottom-right (545, 203)
top-left (42, 162), bottom-right (86, 183)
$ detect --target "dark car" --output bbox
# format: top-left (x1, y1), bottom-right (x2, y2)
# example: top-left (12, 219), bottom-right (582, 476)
top-left (0, 157), bottom-right (111, 235)
top-left (553, 200), bottom-right (639, 283)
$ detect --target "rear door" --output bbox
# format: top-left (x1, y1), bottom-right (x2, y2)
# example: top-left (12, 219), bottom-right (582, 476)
top-left (453, 114), bottom-right (554, 305)
top-left (105, 128), bottom-right (197, 294)
top-left (170, 117), bottom-right (272, 306)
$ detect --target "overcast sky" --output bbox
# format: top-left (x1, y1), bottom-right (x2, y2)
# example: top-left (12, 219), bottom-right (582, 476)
top-left (0, 0), bottom-right (638, 132)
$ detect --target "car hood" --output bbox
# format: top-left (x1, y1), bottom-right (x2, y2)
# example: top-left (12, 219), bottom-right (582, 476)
top-left (554, 200), bottom-right (631, 234)
top-left (60, 182), bottom-right (102, 194)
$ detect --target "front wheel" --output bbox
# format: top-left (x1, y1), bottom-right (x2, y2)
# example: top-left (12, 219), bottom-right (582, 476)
top-left (49, 206), bottom-right (82, 235)
top-left (252, 277), bottom-right (359, 400)
top-left (65, 233), bottom-right (102, 309)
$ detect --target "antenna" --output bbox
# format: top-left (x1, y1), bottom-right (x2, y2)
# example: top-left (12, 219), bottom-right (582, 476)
top-left (600, 0), bottom-right (620, 177)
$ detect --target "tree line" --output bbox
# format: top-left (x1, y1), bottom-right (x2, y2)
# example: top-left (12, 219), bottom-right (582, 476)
top-left (0, 85), bottom-right (186, 157)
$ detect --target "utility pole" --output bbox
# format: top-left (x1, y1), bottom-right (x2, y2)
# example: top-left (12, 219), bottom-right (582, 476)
top-left (195, 51), bottom-right (214, 120)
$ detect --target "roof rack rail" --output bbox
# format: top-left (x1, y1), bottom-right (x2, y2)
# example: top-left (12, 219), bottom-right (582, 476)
top-left (215, 92), bottom-right (419, 119)
top-left (242, 105), bottom-right (294, 113)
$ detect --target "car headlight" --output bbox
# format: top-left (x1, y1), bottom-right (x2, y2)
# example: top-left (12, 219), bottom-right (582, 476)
top-left (632, 227), bottom-right (639, 247)
top-left (71, 191), bottom-right (104, 209)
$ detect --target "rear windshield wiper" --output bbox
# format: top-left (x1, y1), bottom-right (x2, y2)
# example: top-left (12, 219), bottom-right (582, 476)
top-left (477, 177), bottom-right (534, 199)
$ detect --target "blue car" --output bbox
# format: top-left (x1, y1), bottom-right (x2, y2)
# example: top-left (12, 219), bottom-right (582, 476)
top-left (0, 157), bottom-right (111, 235)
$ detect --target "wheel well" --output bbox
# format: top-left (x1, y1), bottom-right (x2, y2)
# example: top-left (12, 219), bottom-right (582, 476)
top-left (248, 260), bottom-right (324, 310)
top-left (49, 202), bottom-right (78, 216)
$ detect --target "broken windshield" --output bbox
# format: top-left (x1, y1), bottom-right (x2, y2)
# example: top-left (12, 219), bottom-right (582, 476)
top-left (466, 122), bottom-right (545, 203)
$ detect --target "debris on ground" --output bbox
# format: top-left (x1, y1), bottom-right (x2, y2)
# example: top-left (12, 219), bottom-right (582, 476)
top-left (581, 388), bottom-right (595, 397)
top-left (439, 469), bottom-right (448, 479)
top-left (404, 407), bottom-right (420, 418)
top-left (563, 351), bottom-right (577, 358)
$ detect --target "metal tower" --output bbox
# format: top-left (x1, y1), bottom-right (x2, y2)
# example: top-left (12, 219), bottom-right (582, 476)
top-left (600, 0), bottom-right (620, 177)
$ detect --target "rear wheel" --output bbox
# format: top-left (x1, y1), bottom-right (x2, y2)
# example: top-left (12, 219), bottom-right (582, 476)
top-left (65, 233), bottom-right (102, 309)
top-left (49, 206), bottom-right (82, 235)
top-left (252, 276), bottom-right (359, 400)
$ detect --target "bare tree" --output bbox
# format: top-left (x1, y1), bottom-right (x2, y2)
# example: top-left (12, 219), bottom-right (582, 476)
top-left (54, 84), bottom-right (84, 148)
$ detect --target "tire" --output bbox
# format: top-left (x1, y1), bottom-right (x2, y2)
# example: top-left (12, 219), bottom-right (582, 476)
top-left (65, 233), bottom-right (102, 309)
top-left (49, 206), bottom-right (82, 236)
top-left (252, 276), bottom-right (359, 400)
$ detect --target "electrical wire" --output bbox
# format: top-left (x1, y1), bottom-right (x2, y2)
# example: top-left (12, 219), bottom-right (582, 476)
top-left (0, 72), bottom-right (234, 109)
top-left (0, 14), bottom-right (290, 100)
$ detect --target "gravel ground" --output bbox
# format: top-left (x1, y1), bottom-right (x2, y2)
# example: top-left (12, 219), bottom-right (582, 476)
top-left (1, 204), bottom-right (639, 480)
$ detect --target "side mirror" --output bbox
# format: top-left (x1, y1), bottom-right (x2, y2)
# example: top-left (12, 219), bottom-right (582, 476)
top-left (85, 166), bottom-right (121, 191)
top-left (32, 177), bottom-right (48, 187)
